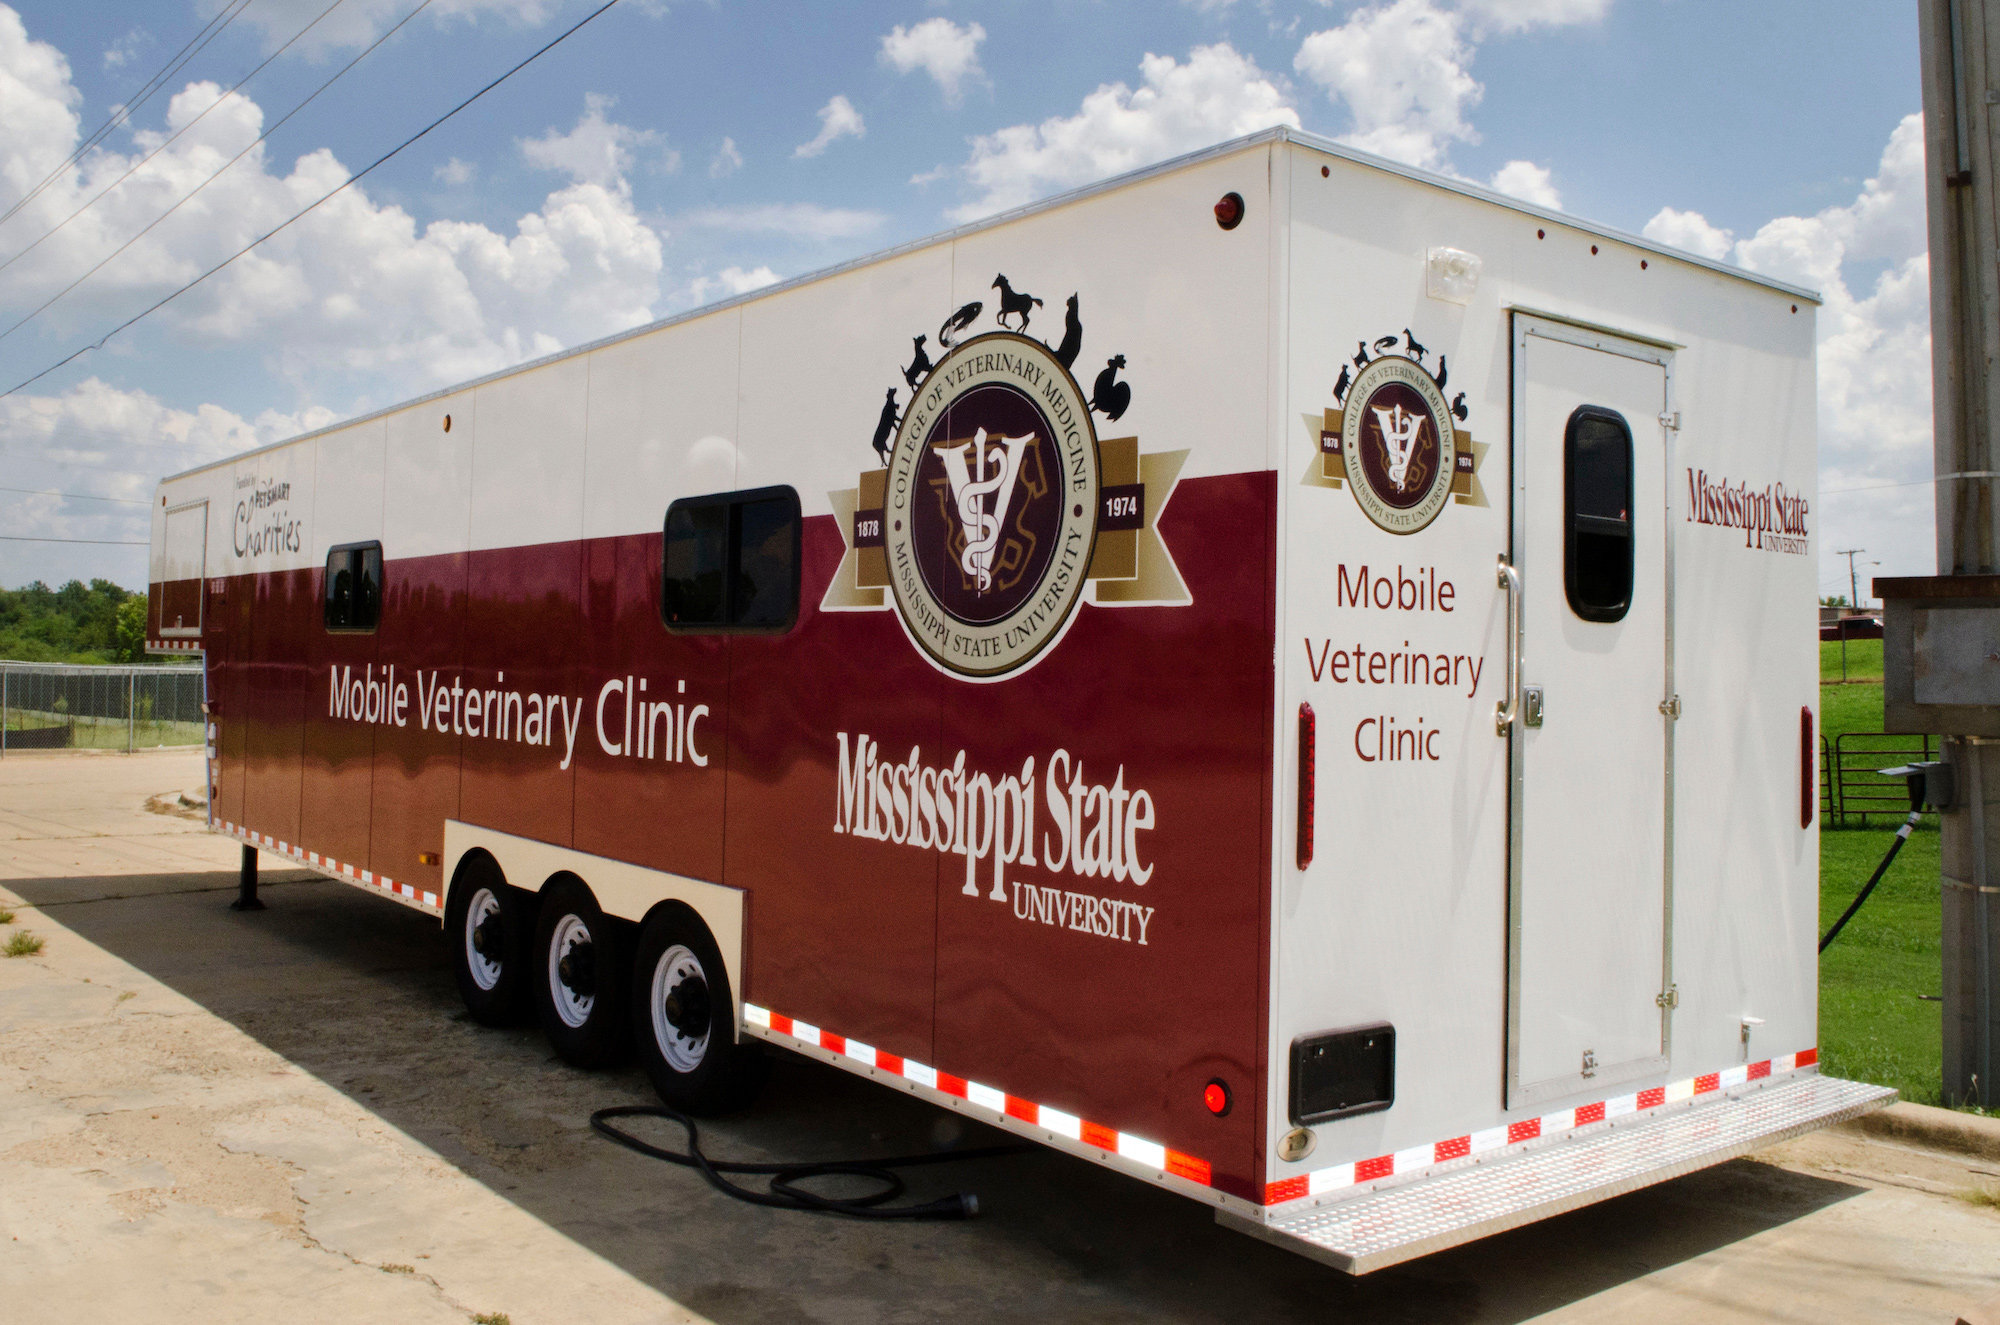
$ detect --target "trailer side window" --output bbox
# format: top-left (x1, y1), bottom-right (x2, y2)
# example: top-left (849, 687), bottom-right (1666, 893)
top-left (661, 486), bottom-right (800, 633)
top-left (1563, 407), bottom-right (1633, 623)
top-left (324, 542), bottom-right (383, 633)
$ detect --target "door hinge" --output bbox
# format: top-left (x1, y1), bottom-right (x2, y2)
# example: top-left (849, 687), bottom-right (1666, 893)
top-left (1658, 411), bottom-right (1681, 431)
top-left (1656, 985), bottom-right (1679, 1010)
top-left (1659, 694), bottom-right (1681, 719)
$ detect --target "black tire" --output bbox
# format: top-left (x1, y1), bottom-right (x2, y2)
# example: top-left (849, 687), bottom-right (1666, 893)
top-left (630, 903), bottom-right (763, 1114)
top-left (533, 876), bottom-right (628, 1068)
top-left (447, 854), bottom-right (532, 1027)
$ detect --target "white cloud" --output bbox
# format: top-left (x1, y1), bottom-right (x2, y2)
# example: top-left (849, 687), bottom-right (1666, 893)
top-left (100, 26), bottom-right (145, 71)
top-left (433, 156), bottom-right (478, 186)
top-left (949, 43), bottom-right (1298, 222)
top-left (0, 376), bottom-right (334, 586)
top-left (1295, 0), bottom-right (1481, 171)
top-left (794, 94), bottom-right (865, 159)
top-left (0, 23), bottom-right (665, 403)
top-left (1641, 206), bottom-right (1733, 260)
top-left (709, 136), bottom-right (742, 178)
top-left (1489, 159), bottom-right (1559, 208)
top-left (520, 93), bottom-right (673, 186)
top-left (687, 264), bottom-right (780, 305)
top-left (1645, 115), bottom-right (1935, 588)
top-left (880, 18), bottom-right (986, 102)
top-left (1456, 0), bottom-right (1611, 36)
top-left (908, 163), bottom-right (950, 188)
top-left (233, 0), bottom-right (564, 58)
top-left (1293, 0), bottom-right (1610, 172)
top-left (683, 203), bottom-right (884, 240)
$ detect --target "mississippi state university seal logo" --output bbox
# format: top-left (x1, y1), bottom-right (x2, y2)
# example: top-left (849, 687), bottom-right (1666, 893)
top-left (826, 275), bottom-right (1193, 681)
top-left (1306, 330), bottom-right (1487, 529)
top-left (887, 331), bottom-right (1097, 677)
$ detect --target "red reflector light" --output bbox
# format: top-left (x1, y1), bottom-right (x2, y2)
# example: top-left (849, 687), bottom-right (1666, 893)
top-left (1203, 1079), bottom-right (1231, 1116)
top-left (1214, 191), bottom-right (1245, 231)
top-left (1297, 703), bottom-right (1316, 869)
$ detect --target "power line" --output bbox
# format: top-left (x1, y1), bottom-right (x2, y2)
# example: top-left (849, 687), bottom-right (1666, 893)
top-left (0, 485), bottom-right (149, 505)
top-left (0, 0), bottom-right (348, 282)
top-left (0, 0), bottom-right (259, 233)
top-left (0, 0), bottom-right (437, 351)
top-left (0, 534), bottom-right (147, 546)
top-left (1820, 476), bottom-right (1935, 497)
top-left (0, 0), bottom-right (623, 400)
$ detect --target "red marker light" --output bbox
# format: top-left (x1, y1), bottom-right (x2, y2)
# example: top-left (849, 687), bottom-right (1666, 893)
top-left (1214, 192), bottom-right (1245, 231)
top-left (1203, 1079), bottom-right (1231, 1116)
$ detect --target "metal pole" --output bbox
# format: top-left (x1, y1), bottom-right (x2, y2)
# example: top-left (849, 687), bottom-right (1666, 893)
top-left (2, 665), bottom-right (8, 756)
top-left (231, 842), bottom-right (264, 912)
top-left (127, 669), bottom-right (134, 753)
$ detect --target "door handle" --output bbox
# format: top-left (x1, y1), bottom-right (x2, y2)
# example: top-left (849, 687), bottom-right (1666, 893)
top-left (1495, 554), bottom-right (1521, 735)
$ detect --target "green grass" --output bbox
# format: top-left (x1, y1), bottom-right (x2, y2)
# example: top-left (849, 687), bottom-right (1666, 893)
top-left (4, 930), bottom-right (45, 958)
top-left (1821, 636), bottom-right (1883, 683)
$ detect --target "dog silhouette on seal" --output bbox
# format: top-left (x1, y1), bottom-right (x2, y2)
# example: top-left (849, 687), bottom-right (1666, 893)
top-left (871, 389), bottom-right (899, 467)
top-left (992, 274), bottom-right (1043, 332)
top-left (1090, 356), bottom-right (1131, 423)
top-left (1051, 295), bottom-right (1082, 370)
top-left (902, 335), bottom-right (933, 390)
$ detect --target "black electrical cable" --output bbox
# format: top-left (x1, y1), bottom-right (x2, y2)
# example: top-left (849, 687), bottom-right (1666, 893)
top-left (1819, 808), bottom-right (1922, 953)
top-left (591, 1104), bottom-right (1031, 1220)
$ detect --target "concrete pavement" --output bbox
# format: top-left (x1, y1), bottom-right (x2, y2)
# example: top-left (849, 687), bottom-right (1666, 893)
top-left (1, 748), bottom-right (1996, 1324)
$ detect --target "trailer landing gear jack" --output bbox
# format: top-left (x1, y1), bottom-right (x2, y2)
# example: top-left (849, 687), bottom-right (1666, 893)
top-left (231, 843), bottom-right (265, 912)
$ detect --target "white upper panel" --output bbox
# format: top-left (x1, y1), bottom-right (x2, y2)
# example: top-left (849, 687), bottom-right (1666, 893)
top-left (383, 388), bottom-right (474, 561)
top-left (471, 356), bottom-right (588, 551)
top-left (312, 417), bottom-right (386, 552)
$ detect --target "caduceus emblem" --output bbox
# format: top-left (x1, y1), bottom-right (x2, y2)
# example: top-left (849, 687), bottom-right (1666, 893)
top-left (937, 427), bottom-right (1033, 592)
top-left (1371, 402), bottom-right (1428, 491)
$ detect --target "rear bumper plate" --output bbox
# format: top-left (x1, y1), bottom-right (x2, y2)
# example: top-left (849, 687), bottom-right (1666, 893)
top-left (1219, 1073), bottom-right (1894, 1274)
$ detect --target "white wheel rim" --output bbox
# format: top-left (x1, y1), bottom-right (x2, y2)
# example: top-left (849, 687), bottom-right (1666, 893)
top-left (464, 887), bottom-right (503, 991)
top-left (650, 943), bottom-right (710, 1073)
top-left (549, 913), bottom-right (596, 1028)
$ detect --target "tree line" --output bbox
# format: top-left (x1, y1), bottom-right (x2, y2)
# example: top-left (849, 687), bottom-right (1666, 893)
top-left (0, 580), bottom-right (150, 663)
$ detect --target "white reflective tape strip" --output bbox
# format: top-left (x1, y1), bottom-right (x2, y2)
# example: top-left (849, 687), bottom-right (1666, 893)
top-left (344, 864), bottom-right (355, 878)
top-left (422, 892), bottom-right (438, 908)
top-left (1719, 1065), bottom-right (1748, 1089)
top-left (1666, 1077), bottom-right (1695, 1103)
top-left (744, 1004), bottom-right (771, 1028)
top-left (1773, 1052), bottom-right (1797, 1072)
top-left (1308, 1162), bottom-right (1356, 1194)
top-left (309, 852), bottom-right (321, 865)
top-left (1541, 1108), bottom-right (1575, 1133)
top-left (1605, 1092), bottom-right (1637, 1119)
top-left (1118, 1134), bottom-right (1167, 1170)
top-left (1038, 1105), bottom-right (1081, 1140)
top-left (903, 1061), bottom-right (938, 1089)
top-left (361, 870), bottom-right (374, 883)
top-left (1469, 1125), bottom-right (1509, 1155)
top-left (1392, 1145), bottom-right (1432, 1174)
top-left (844, 1039), bottom-right (876, 1067)
top-left (791, 1021), bottom-right (821, 1047)
top-left (967, 1082), bottom-right (1006, 1112)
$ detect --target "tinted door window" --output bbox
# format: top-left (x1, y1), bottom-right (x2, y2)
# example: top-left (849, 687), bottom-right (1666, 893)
top-left (324, 542), bottom-right (383, 632)
top-left (662, 486), bottom-right (800, 633)
top-left (1563, 407), bottom-right (1633, 623)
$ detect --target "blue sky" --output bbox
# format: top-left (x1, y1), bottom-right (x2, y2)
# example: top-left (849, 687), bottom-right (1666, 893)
top-left (0, 0), bottom-right (1930, 598)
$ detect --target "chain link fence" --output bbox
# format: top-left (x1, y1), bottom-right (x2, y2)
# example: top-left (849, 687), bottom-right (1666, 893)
top-left (0, 662), bottom-right (205, 752)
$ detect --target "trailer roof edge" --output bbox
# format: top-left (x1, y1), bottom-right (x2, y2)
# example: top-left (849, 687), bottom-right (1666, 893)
top-left (161, 125), bottom-right (1819, 486)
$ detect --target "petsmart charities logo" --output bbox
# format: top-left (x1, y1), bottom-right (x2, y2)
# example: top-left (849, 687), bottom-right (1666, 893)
top-left (824, 276), bottom-right (1192, 681)
top-left (1686, 469), bottom-right (1810, 554)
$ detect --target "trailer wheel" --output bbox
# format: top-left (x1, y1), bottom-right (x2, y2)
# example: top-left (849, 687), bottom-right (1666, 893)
top-left (631, 905), bottom-right (761, 1114)
top-left (447, 855), bottom-right (530, 1026)
top-left (533, 877), bottom-right (627, 1068)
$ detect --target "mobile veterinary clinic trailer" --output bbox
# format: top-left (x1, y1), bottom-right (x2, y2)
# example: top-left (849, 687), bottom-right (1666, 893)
top-left (149, 127), bottom-right (1891, 1272)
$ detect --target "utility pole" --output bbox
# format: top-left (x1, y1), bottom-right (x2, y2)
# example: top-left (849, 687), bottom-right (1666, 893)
top-left (1886, 0), bottom-right (2000, 1108)
top-left (1837, 548), bottom-right (1867, 609)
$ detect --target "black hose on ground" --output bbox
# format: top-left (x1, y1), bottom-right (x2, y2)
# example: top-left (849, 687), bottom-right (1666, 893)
top-left (1819, 809), bottom-right (1923, 954)
top-left (590, 1103), bottom-right (1031, 1220)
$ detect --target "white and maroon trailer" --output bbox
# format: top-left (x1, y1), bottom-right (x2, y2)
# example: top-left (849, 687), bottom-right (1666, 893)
top-left (148, 126), bottom-right (1890, 1273)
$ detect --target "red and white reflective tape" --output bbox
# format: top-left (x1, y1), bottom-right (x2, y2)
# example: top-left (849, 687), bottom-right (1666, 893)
top-left (146, 638), bottom-right (201, 652)
top-left (1262, 1048), bottom-right (1820, 1206)
top-left (219, 820), bottom-right (440, 914)
top-left (743, 1002), bottom-right (1213, 1187)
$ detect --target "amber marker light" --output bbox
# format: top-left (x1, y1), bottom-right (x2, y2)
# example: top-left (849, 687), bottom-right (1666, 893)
top-left (1204, 1079), bottom-right (1232, 1116)
top-left (1214, 192), bottom-right (1245, 230)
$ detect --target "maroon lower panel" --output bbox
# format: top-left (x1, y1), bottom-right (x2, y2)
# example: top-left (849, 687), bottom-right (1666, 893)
top-left (928, 470), bottom-right (1275, 1200)
top-left (210, 575), bottom-right (248, 830)
top-left (300, 569), bottom-right (378, 873)
top-left (571, 531), bottom-right (731, 883)
top-left (368, 553), bottom-right (466, 893)
top-left (240, 568), bottom-right (308, 846)
top-left (727, 518), bottom-right (946, 1064)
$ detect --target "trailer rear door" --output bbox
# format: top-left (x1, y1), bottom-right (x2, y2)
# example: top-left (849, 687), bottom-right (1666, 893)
top-left (1505, 315), bottom-right (1675, 1107)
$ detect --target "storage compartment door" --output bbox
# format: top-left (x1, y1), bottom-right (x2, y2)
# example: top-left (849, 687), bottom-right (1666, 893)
top-left (160, 502), bottom-right (207, 637)
top-left (1507, 315), bottom-right (1673, 1107)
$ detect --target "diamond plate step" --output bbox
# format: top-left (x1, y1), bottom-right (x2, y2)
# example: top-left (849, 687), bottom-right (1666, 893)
top-left (1219, 1073), bottom-right (1895, 1275)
